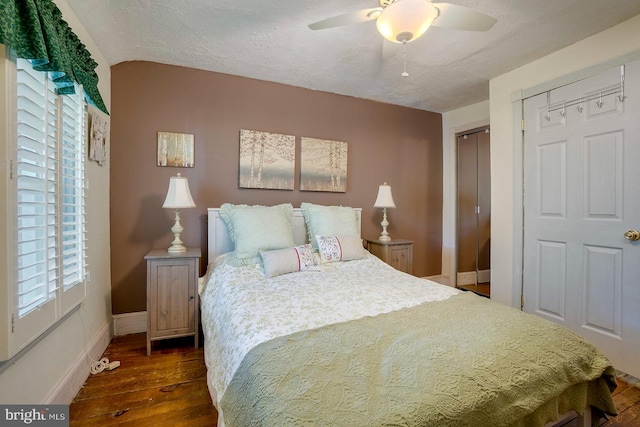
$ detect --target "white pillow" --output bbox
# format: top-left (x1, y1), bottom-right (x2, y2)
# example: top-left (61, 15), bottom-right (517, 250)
top-left (260, 244), bottom-right (321, 278)
top-left (300, 202), bottom-right (359, 249)
top-left (219, 203), bottom-right (295, 265)
top-left (316, 235), bottom-right (366, 263)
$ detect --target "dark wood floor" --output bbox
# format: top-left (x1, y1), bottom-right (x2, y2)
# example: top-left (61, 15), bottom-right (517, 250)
top-left (561, 372), bottom-right (640, 426)
top-left (70, 333), bottom-right (640, 426)
top-left (459, 282), bottom-right (491, 297)
top-left (70, 333), bottom-right (217, 426)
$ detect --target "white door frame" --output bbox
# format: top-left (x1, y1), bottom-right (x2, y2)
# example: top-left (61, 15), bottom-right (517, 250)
top-left (510, 50), bottom-right (640, 308)
top-left (443, 119), bottom-right (489, 287)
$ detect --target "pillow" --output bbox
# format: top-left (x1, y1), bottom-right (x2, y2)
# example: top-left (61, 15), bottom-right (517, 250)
top-left (316, 235), bottom-right (367, 263)
top-left (219, 203), bottom-right (295, 264)
top-left (260, 244), bottom-right (321, 278)
top-left (300, 202), bottom-right (359, 249)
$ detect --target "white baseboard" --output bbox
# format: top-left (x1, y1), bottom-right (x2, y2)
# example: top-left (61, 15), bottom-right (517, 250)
top-left (478, 269), bottom-right (491, 283)
top-left (113, 311), bottom-right (147, 336)
top-left (457, 271), bottom-right (476, 286)
top-left (44, 317), bottom-right (113, 404)
top-left (457, 270), bottom-right (491, 286)
top-left (424, 275), bottom-right (451, 286)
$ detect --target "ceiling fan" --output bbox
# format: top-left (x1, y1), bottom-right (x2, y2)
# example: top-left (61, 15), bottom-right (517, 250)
top-left (309, 0), bottom-right (497, 44)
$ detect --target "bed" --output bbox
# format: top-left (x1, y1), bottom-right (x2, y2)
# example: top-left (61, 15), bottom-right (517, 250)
top-left (200, 203), bottom-right (617, 427)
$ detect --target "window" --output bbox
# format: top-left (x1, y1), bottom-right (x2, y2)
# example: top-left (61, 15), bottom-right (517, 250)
top-left (6, 56), bottom-right (87, 357)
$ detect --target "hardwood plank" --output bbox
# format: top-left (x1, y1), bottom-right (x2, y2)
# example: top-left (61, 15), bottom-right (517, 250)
top-left (563, 376), bottom-right (640, 427)
top-left (70, 333), bottom-right (217, 426)
top-left (604, 404), bottom-right (640, 426)
top-left (72, 396), bottom-right (215, 426)
top-left (612, 382), bottom-right (640, 416)
top-left (74, 361), bottom-right (206, 400)
top-left (71, 379), bottom-right (210, 419)
top-left (74, 337), bottom-right (205, 401)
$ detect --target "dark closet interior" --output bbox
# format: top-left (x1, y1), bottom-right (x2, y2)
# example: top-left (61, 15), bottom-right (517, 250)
top-left (456, 127), bottom-right (491, 297)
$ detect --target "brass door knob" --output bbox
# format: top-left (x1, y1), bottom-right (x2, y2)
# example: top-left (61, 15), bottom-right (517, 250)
top-left (624, 230), bottom-right (640, 241)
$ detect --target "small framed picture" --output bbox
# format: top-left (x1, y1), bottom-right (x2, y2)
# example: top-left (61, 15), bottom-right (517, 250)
top-left (87, 106), bottom-right (109, 165)
top-left (157, 131), bottom-right (194, 167)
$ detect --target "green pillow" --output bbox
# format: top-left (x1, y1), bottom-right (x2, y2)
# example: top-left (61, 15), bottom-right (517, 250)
top-left (300, 202), bottom-right (359, 249)
top-left (220, 203), bottom-right (295, 265)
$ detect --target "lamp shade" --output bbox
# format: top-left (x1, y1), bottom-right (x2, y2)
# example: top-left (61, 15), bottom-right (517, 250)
top-left (162, 173), bottom-right (196, 209)
top-left (374, 183), bottom-right (396, 208)
top-left (376, 0), bottom-right (438, 43)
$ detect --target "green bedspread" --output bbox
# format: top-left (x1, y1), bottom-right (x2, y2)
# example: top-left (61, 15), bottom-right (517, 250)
top-left (221, 291), bottom-right (617, 427)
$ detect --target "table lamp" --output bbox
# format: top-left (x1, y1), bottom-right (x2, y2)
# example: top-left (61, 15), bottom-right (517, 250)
top-left (373, 182), bottom-right (396, 241)
top-left (162, 173), bottom-right (196, 253)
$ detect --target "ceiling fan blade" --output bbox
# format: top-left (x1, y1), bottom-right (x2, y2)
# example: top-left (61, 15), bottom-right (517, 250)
top-left (382, 39), bottom-right (401, 60)
top-left (431, 3), bottom-right (497, 31)
top-left (308, 8), bottom-right (382, 30)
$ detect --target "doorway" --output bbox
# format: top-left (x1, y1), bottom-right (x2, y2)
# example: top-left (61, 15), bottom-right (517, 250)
top-left (456, 127), bottom-right (491, 297)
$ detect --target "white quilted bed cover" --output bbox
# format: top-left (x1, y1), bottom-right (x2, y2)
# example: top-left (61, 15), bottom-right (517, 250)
top-left (199, 252), bottom-right (458, 417)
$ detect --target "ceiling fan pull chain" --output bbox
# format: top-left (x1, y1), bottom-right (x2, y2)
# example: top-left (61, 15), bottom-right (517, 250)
top-left (402, 41), bottom-right (409, 78)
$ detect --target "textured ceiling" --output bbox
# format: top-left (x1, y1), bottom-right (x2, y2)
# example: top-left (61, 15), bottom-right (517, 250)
top-left (66, 0), bottom-right (640, 113)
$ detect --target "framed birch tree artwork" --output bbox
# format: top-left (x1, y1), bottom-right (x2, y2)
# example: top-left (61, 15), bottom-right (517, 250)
top-left (157, 132), bottom-right (195, 167)
top-left (239, 130), bottom-right (295, 190)
top-left (300, 137), bottom-right (348, 192)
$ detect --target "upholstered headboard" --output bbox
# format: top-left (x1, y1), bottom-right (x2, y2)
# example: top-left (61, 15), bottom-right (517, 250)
top-left (206, 207), bottom-right (362, 263)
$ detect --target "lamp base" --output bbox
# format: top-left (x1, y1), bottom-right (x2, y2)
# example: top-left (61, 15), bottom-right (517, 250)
top-left (168, 208), bottom-right (187, 254)
top-left (378, 207), bottom-right (391, 242)
top-left (168, 244), bottom-right (187, 253)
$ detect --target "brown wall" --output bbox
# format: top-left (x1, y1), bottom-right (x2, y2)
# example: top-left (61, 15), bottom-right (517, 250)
top-left (110, 61), bottom-right (443, 314)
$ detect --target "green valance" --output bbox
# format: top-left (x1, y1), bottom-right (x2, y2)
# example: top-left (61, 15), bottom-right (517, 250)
top-left (0, 0), bottom-right (109, 114)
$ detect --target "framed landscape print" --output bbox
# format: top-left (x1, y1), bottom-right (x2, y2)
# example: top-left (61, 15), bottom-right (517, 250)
top-left (300, 137), bottom-right (347, 192)
top-left (157, 131), bottom-right (195, 167)
top-left (239, 130), bottom-right (295, 190)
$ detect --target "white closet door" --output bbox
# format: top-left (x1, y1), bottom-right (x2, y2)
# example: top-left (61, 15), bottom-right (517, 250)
top-left (523, 60), bottom-right (640, 378)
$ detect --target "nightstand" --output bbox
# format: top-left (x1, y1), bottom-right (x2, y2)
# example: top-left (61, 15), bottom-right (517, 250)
top-left (145, 248), bottom-right (201, 356)
top-left (365, 239), bottom-right (413, 274)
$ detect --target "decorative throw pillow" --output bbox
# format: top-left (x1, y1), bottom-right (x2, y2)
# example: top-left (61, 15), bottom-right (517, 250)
top-left (260, 244), bottom-right (321, 278)
top-left (316, 235), bottom-right (366, 263)
top-left (219, 203), bottom-right (295, 265)
top-left (300, 202), bottom-right (359, 249)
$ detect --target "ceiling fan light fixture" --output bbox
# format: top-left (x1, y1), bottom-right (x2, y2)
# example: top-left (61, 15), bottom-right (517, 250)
top-left (376, 0), bottom-right (438, 43)
top-left (368, 9), bottom-right (383, 19)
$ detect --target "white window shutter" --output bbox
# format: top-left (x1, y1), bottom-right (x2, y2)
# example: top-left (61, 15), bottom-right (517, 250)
top-left (15, 61), bottom-right (56, 317)
top-left (9, 57), bottom-right (87, 355)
